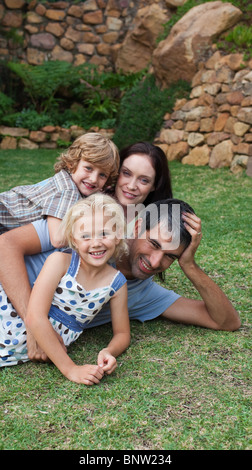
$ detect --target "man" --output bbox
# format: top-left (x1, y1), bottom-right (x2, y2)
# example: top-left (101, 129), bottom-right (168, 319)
top-left (0, 199), bottom-right (240, 363)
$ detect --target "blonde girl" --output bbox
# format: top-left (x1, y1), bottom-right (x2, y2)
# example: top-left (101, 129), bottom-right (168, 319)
top-left (0, 194), bottom-right (130, 385)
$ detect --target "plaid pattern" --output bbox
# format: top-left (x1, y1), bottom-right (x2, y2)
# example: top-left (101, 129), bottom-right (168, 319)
top-left (0, 170), bottom-right (82, 232)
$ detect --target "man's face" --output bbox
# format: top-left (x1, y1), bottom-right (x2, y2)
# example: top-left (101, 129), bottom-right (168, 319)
top-left (127, 221), bottom-right (185, 280)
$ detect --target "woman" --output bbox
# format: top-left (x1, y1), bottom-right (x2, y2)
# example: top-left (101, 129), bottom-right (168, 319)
top-left (113, 141), bottom-right (172, 213)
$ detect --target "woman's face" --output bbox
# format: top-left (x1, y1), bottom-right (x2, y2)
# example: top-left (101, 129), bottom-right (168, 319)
top-left (115, 154), bottom-right (156, 208)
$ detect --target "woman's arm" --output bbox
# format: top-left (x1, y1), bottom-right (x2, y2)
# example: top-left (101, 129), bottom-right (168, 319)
top-left (26, 252), bottom-right (104, 385)
top-left (97, 283), bottom-right (130, 374)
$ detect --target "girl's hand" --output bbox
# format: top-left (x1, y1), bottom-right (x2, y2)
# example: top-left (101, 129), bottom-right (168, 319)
top-left (97, 348), bottom-right (117, 375)
top-left (66, 364), bottom-right (104, 385)
top-left (179, 212), bottom-right (202, 269)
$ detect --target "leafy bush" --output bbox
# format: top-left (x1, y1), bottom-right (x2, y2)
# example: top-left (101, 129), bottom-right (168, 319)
top-left (113, 74), bottom-right (190, 149)
top-left (2, 61), bottom-right (144, 130)
top-left (0, 92), bottom-right (14, 122)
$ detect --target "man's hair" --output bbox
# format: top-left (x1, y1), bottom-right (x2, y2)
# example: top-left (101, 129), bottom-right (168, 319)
top-left (139, 198), bottom-right (195, 249)
top-left (54, 132), bottom-right (119, 186)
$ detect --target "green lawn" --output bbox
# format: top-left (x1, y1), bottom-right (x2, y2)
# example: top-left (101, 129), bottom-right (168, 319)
top-left (0, 149), bottom-right (251, 451)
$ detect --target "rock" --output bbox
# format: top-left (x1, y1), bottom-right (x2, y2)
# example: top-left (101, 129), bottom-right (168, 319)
top-left (185, 121), bottom-right (200, 132)
top-left (51, 45), bottom-right (73, 62)
top-left (0, 126), bottom-right (29, 137)
top-left (152, 1), bottom-right (242, 88)
top-left (166, 141), bottom-right (188, 161)
top-left (4, 0), bottom-right (25, 8)
top-left (83, 10), bottom-right (103, 24)
top-left (246, 157), bottom-right (252, 177)
top-left (200, 117), bottom-right (215, 132)
top-left (230, 154), bottom-right (248, 174)
top-left (18, 138), bottom-right (39, 150)
top-left (214, 113), bottom-right (230, 132)
top-left (2, 10), bottom-right (23, 27)
top-left (0, 136), bottom-right (17, 149)
top-left (233, 122), bottom-right (250, 137)
top-left (45, 9), bottom-right (66, 21)
top-left (233, 142), bottom-right (252, 156)
top-left (30, 33), bottom-right (56, 50)
top-left (237, 107), bottom-right (252, 125)
top-left (29, 131), bottom-right (47, 142)
top-left (165, 0), bottom-right (187, 6)
top-left (209, 139), bottom-right (233, 168)
top-left (188, 132), bottom-right (205, 147)
top-left (182, 145), bottom-right (210, 166)
top-left (206, 132), bottom-right (229, 146)
top-left (27, 48), bottom-right (45, 65)
top-left (115, 4), bottom-right (169, 73)
top-left (159, 128), bottom-right (184, 144)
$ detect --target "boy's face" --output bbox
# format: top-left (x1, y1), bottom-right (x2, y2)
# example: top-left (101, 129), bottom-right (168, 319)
top-left (71, 159), bottom-right (109, 196)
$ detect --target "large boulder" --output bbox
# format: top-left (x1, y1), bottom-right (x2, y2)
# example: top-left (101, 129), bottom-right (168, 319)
top-left (115, 4), bottom-right (169, 73)
top-left (152, 1), bottom-right (242, 88)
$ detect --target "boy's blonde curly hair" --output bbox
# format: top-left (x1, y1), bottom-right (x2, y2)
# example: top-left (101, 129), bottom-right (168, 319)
top-left (61, 193), bottom-right (128, 261)
top-left (54, 133), bottom-right (119, 187)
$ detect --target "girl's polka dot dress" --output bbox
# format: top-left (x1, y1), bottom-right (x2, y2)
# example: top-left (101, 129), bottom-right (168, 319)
top-left (0, 250), bottom-right (126, 367)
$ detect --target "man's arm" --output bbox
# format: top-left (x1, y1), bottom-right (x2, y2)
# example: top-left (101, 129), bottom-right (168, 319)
top-left (0, 223), bottom-right (55, 361)
top-left (0, 224), bottom-right (41, 319)
top-left (162, 212), bottom-right (241, 331)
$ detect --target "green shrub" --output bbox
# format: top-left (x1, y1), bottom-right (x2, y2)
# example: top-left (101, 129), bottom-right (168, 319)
top-left (225, 24), bottom-right (252, 47)
top-left (0, 92), bottom-right (14, 121)
top-left (113, 74), bottom-right (190, 149)
top-left (2, 61), bottom-right (144, 130)
top-left (2, 109), bottom-right (54, 130)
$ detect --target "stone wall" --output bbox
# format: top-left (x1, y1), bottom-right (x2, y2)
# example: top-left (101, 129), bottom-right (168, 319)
top-left (155, 50), bottom-right (252, 174)
top-left (0, 0), bottom-right (172, 69)
top-left (0, 124), bottom-right (114, 150)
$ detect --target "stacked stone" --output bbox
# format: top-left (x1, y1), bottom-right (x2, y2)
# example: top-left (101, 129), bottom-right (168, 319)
top-left (0, 0), bottom-right (138, 69)
top-left (0, 124), bottom-right (114, 150)
top-left (155, 51), bottom-right (252, 174)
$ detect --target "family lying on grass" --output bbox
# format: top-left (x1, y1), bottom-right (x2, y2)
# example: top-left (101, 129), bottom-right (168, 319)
top-left (0, 133), bottom-right (240, 384)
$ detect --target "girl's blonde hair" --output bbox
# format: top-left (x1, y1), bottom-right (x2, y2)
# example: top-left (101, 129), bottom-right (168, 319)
top-left (61, 193), bottom-right (128, 261)
top-left (54, 133), bottom-right (119, 186)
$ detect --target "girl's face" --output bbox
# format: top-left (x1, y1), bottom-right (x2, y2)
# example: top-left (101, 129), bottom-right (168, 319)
top-left (71, 159), bottom-right (109, 196)
top-left (72, 210), bottom-right (120, 269)
top-left (115, 154), bottom-right (155, 208)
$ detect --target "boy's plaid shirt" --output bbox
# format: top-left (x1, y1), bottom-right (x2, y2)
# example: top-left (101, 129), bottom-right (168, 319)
top-left (0, 170), bottom-right (82, 232)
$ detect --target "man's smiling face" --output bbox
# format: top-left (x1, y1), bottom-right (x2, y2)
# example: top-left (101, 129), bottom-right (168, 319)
top-left (127, 220), bottom-right (185, 280)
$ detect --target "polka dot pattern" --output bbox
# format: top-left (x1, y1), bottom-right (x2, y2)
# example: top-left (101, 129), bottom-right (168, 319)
top-left (0, 251), bottom-right (126, 367)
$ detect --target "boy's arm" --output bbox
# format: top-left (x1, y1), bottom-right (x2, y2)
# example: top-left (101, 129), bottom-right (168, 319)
top-left (47, 216), bottom-right (67, 248)
top-left (97, 283), bottom-right (130, 374)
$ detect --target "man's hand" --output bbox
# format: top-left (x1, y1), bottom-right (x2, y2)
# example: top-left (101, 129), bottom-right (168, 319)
top-left (179, 212), bottom-right (203, 270)
top-left (27, 328), bottom-right (67, 362)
